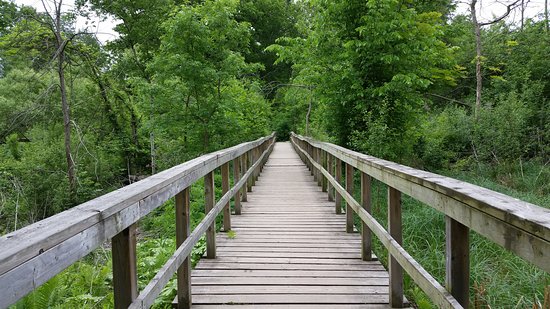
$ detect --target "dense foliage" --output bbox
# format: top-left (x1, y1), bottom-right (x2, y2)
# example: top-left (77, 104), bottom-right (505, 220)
top-left (0, 0), bottom-right (548, 307)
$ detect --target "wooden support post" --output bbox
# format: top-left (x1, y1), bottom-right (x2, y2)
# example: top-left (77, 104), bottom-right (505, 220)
top-left (446, 216), bottom-right (470, 308)
top-left (321, 150), bottom-right (327, 192)
top-left (247, 150), bottom-right (253, 192)
top-left (112, 224), bottom-right (137, 309)
top-left (361, 173), bottom-right (373, 261)
top-left (308, 145), bottom-right (314, 176)
top-left (388, 187), bottom-right (404, 308)
top-left (221, 162), bottom-right (231, 231)
top-left (233, 158), bottom-right (242, 215)
top-left (175, 188), bottom-right (191, 309)
top-left (335, 159), bottom-right (342, 214)
top-left (316, 149), bottom-right (322, 186)
top-left (251, 149), bottom-right (257, 186)
top-left (346, 163), bottom-right (354, 233)
top-left (204, 171), bottom-right (216, 258)
top-left (327, 154), bottom-right (334, 201)
top-left (241, 154), bottom-right (248, 202)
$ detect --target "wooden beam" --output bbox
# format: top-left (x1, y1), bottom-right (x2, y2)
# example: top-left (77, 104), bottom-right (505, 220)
top-left (247, 150), bottom-right (253, 192)
top-left (361, 173), bottom-right (372, 261)
top-left (175, 188), bottom-right (191, 309)
top-left (222, 163), bottom-right (231, 231)
top-left (241, 153), bottom-right (249, 201)
top-left (335, 159), bottom-right (342, 215)
top-left (327, 154), bottom-right (334, 202)
top-left (129, 140), bottom-right (274, 309)
top-left (388, 187), bottom-right (403, 308)
top-left (321, 150), bottom-right (328, 192)
top-left (290, 133), bottom-right (550, 274)
top-left (112, 224), bottom-right (138, 309)
top-left (204, 171), bottom-right (216, 258)
top-left (346, 163), bottom-right (354, 233)
top-left (233, 158), bottom-right (242, 215)
top-left (446, 216), bottom-right (469, 308)
top-left (292, 141), bottom-right (461, 308)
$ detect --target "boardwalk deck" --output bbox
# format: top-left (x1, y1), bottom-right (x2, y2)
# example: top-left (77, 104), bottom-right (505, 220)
top-left (188, 142), bottom-right (394, 308)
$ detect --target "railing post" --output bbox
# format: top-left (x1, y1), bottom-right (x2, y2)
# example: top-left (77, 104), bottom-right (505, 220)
top-left (112, 224), bottom-right (137, 309)
top-left (204, 171), bottom-right (216, 258)
top-left (446, 216), bottom-right (470, 308)
top-left (251, 148), bottom-right (257, 186)
top-left (321, 150), bottom-right (327, 192)
top-left (335, 158), bottom-right (342, 214)
top-left (221, 162), bottom-right (231, 231)
top-left (233, 158), bottom-right (242, 215)
top-left (175, 188), bottom-right (191, 309)
top-left (361, 173), bottom-right (373, 261)
top-left (327, 154), bottom-right (334, 201)
top-left (241, 153), bottom-right (248, 201)
top-left (346, 163), bottom-right (354, 233)
top-left (247, 150), bottom-right (253, 192)
top-left (308, 144), bottom-right (314, 176)
top-left (388, 187), bottom-right (404, 307)
top-left (316, 148), bottom-right (322, 186)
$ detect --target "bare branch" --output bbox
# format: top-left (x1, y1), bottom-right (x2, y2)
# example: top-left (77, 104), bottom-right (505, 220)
top-left (479, 0), bottom-right (523, 26)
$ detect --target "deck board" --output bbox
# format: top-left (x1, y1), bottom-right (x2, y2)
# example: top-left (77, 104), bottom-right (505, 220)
top-left (186, 142), bottom-right (396, 308)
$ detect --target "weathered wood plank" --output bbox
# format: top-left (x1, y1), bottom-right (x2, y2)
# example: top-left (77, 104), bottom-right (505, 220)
top-left (0, 134), bottom-right (276, 308)
top-left (233, 158), bottom-right (242, 215)
top-left (221, 163), bottom-right (231, 231)
top-left (292, 133), bottom-right (550, 272)
top-left (191, 285), bottom-right (387, 294)
top-left (445, 216), bottom-right (469, 308)
top-left (293, 139), bottom-right (460, 308)
top-left (191, 294), bottom-right (389, 304)
top-left (204, 171), bottom-right (216, 259)
top-left (388, 187), bottom-right (404, 307)
top-left (362, 172), bottom-right (373, 261)
top-left (175, 188), bottom-right (191, 309)
top-left (112, 224), bottom-right (138, 309)
top-left (181, 142), bottom-right (393, 308)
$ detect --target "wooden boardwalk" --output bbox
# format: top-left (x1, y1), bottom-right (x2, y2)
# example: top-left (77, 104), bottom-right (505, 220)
top-left (190, 142), bottom-right (392, 308)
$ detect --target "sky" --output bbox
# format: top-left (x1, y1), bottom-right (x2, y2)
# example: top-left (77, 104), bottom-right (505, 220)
top-left (12, 0), bottom-right (550, 44)
top-left (13, 0), bottom-right (118, 43)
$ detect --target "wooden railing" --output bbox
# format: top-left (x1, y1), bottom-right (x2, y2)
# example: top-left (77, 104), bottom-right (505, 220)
top-left (0, 133), bottom-right (276, 309)
top-left (290, 132), bottom-right (550, 309)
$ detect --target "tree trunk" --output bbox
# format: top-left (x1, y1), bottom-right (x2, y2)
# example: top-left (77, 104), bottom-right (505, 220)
top-left (53, 0), bottom-right (76, 195)
top-left (521, 0), bottom-right (525, 30)
top-left (471, 0), bottom-right (483, 119)
top-left (305, 90), bottom-right (312, 136)
top-left (546, 0), bottom-right (549, 32)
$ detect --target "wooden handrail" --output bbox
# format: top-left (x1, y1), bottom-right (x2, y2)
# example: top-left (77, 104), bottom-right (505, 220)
top-left (290, 132), bottom-right (550, 308)
top-left (0, 133), bottom-right (276, 309)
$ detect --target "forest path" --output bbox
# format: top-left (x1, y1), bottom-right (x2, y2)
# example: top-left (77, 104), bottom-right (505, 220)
top-left (188, 142), bottom-right (396, 308)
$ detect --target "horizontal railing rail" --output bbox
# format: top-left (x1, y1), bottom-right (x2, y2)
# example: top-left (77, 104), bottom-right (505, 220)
top-left (290, 132), bottom-right (550, 309)
top-left (0, 133), bottom-right (276, 309)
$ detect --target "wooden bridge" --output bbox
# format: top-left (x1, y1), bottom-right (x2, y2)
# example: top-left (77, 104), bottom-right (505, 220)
top-left (1, 133), bottom-right (549, 309)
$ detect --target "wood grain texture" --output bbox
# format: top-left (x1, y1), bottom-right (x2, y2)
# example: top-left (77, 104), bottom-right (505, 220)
top-left (0, 134), bottom-right (275, 308)
top-left (175, 189), bottom-right (191, 309)
top-left (112, 224), bottom-right (138, 309)
top-left (292, 136), bottom-right (461, 308)
top-left (174, 142), bottom-right (390, 308)
top-left (291, 133), bottom-right (550, 273)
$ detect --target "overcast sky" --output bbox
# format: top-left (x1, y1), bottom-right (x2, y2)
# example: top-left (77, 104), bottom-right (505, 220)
top-left (12, 0), bottom-right (549, 44)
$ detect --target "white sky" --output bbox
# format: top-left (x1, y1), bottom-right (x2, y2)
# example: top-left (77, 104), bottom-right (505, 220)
top-left (12, 0), bottom-right (550, 44)
top-left (13, 0), bottom-right (118, 43)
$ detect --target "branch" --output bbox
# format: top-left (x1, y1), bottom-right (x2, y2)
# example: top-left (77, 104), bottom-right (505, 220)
top-left (479, 0), bottom-right (522, 26)
top-left (426, 93), bottom-right (472, 107)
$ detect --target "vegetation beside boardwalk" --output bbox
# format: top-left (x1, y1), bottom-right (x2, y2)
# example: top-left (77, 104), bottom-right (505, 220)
top-left (0, 0), bottom-right (548, 307)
